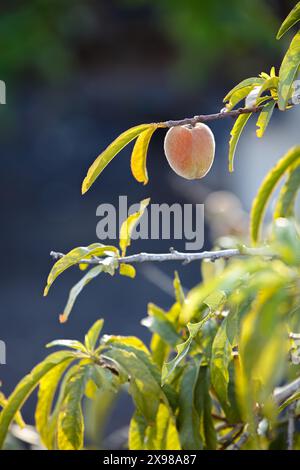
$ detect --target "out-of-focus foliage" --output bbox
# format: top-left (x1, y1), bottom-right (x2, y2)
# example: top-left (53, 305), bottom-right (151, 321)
top-left (0, 0), bottom-right (284, 84)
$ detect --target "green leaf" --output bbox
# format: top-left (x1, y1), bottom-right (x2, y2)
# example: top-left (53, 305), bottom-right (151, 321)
top-left (278, 31), bottom-right (300, 110)
top-left (228, 112), bottom-right (252, 172)
top-left (277, 2), bottom-right (300, 39)
top-left (177, 362), bottom-right (203, 450)
top-left (57, 364), bottom-right (91, 450)
top-left (223, 77), bottom-right (265, 104)
top-left (173, 271), bottom-right (185, 306)
top-left (144, 403), bottom-right (181, 450)
top-left (60, 258), bottom-right (117, 323)
top-left (195, 366), bottom-right (217, 450)
top-left (104, 348), bottom-right (161, 423)
top-left (255, 77), bottom-right (279, 103)
top-left (256, 101), bottom-right (276, 138)
top-left (129, 411), bottom-right (148, 450)
top-left (210, 314), bottom-right (235, 409)
top-left (250, 146), bottom-right (300, 243)
top-left (102, 335), bottom-right (150, 354)
top-left (81, 124), bottom-right (152, 194)
top-left (161, 314), bottom-right (212, 385)
top-left (238, 288), bottom-right (288, 423)
top-left (225, 86), bottom-right (257, 111)
top-left (46, 339), bottom-right (86, 352)
top-left (0, 351), bottom-right (76, 449)
top-left (203, 290), bottom-right (226, 313)
top-left (44, 243), bottom-right (118, 296)
top-left (130, 125), bottom-right (158, 185)
top-left (274, 164), bottom-right (300, 218)
top-left (119, 198), bottom-right (150, 256)
top-left (35, 359), bottom-right (75, 449)
top-left (0, 392), bottom-right (25, 430)
top-left (84, 319), bottom-right (104, 352)
top-left (272, 218), bottom-right (300, 266)
top-left (142, 303), bottom-right (181, 347)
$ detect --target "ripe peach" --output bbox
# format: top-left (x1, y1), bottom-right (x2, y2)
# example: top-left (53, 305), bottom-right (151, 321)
top-left (163, 123), bottom-right (215, 179)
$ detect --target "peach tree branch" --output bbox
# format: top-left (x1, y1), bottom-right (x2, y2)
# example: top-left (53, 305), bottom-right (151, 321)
top-left (163, 105), bottom-right (264, 127)
top-left (50, 246), bottom-right (272, 267)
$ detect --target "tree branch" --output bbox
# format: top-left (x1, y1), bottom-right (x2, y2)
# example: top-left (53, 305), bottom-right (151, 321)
top-left (163, 105), bottom-right (264, 128)
top-left (273, 377), bottom-right (300, 404)
top-left (50, 246), bottom-right (272, 267)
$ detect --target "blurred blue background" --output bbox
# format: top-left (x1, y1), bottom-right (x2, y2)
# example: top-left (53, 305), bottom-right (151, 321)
top-left (0, 0), bottom-right (298, 436)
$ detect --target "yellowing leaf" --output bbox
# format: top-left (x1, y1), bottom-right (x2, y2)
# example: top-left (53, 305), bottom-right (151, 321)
top-left (57, 365), bottom-right (90, 450)
top-left (250, 146), bottom-right (300, 243)
top-left (223, 77), bottom-right (264, 104)
top-left (44, 243), bottom-right (119, 296)
top-left (35, 359), bottom-right (74, 449)
top-left (131, 125), bottom-right (158, 184)
top-left (277, 2), bottom-right (300, 39)
top-left (0, 392), bottom-right (25, 430)
top-left (274, 164), bottom-right (300, 218)
top-left (81, 124), bottom-right (152, 194)
top-left (228, 113), bottom-right (252, 172)
top-left (256, 101), bottom-right (276, 138)
top-left (119, 263), bottom-right (136, 278)
top-left (278, 31), bottom-right (300, 110)
top-left (84, 319), bottom-right (104, 352)
top-left (0, 351), bottom-right (77, 449)
top-left (119, 198), bottom-right (150, 256)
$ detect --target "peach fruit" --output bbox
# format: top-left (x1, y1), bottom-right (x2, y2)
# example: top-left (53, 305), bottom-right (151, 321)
top-left (163, 123), bottom-right (215, 179)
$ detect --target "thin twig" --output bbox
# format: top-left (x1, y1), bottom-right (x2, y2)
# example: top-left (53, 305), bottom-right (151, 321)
top-left (163, 105), bottom-right (263, 128)
top-left (50, 246), bottom-right (272, 267)
top-left (287, 402), bottom-right (297, 450)
top-left (274, 377), bottom-right (300, 404)
top-left (226, 428), bottom-right (250, 450)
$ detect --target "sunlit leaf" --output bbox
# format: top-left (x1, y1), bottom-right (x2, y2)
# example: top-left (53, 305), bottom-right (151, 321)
top-left (84, 319), bottom-right (104, 352)
top-left (130, 124), bottom-right (158, 184)
top-left (44, 243), bottom-right (119, 296)
top-left (145, 403), bottom-right (181, 450)
top-left (35, 359), bottom-right (74, 449)
top-left (129, 411), bottom-right (148, 450)
top-left (250, 146), bottom-right (300, 243)
top-left (278, 31), bottom-right (300, 110)
top-left (255, 77), bottom-right (278, 104)
top-left (277, 2), bottom-right (300, 39)
top-left (119, 198), bottom-right (150, 256)
top-left (46, 339), bottom-right (86, 352)
top-left (225, 85), bottom-right (257, 111)
top-left (272, 218), bottom-right (300, 266)
top-left (223, 77), bottom-right (265, 104)
top-left (57, 365), bottom-right (91, 450)
top-left (0, 351), bottom-right (76, 449)
top-left (119, 263), bottom-right (136, 278)
top-left (0, 392), bottom-right (25, 430)
top-left (256, 101), bottom-right (276, 138)
top-left (237, 288), bottom-right (288, 425)
top-left (274, 164), bottom-right (300, 218)
top-left (211, 314), bottom-right (235, 409)
top-left (228, 113), bottom-right (252, 172)
top-left (81, 124), bottom-right (152, 194)
top-left (102, 335), bottom-right (150, 354)
top-left (173, 271), bottom-right (185, 306)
